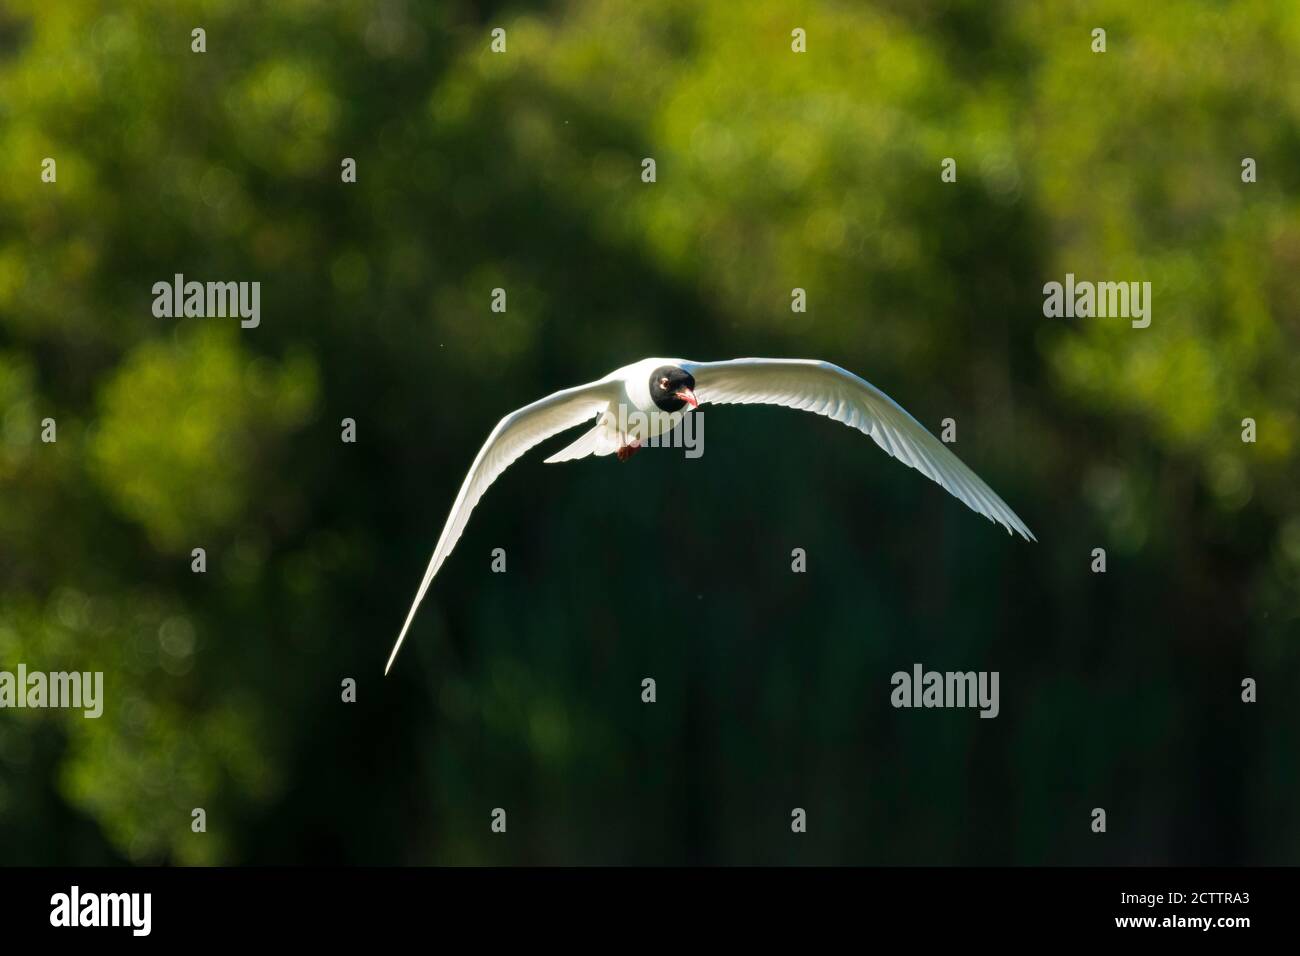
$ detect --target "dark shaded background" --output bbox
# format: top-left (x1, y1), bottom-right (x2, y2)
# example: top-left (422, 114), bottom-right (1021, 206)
top-left (1, 0), bottom-right (1297, 865)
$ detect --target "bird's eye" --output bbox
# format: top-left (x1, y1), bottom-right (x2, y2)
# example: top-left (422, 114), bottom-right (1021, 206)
top-left (659, 378), bottom-right (669, 389)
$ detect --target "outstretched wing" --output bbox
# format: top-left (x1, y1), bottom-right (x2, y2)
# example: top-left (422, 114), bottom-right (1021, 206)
top-left (684, 358), bottom-right (1035, 542)
top-left (386, 378), bottom-right (619, 673)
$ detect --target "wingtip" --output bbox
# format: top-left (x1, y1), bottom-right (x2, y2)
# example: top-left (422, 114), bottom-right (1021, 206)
top-left (997, 514), bottom-right (1036, 543)
top-left (388, 572), bottom-right (434, 676)
top-left (383, 631), bottom-right (406, 676)
top-left (1008, 521), bottom-right (1036, 543)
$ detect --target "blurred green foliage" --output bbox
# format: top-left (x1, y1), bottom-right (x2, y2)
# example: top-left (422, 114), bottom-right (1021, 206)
top-left (0, 0), bottom-right (1297, 864)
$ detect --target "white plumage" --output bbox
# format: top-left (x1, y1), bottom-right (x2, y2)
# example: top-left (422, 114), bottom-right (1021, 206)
top-left (385, 357), bottom-right (1034, 674)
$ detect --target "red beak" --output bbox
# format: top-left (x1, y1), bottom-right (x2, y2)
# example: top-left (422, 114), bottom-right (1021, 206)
top-left (675, 388), bottom-right (699, 409)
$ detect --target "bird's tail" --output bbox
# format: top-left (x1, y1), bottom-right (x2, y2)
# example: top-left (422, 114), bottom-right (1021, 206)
top-left (543, 423), bottom-right (616, 463)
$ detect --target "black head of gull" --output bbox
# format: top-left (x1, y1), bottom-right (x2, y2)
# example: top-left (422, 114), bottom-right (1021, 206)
top-left (648, 365), bottom-right (699, 412)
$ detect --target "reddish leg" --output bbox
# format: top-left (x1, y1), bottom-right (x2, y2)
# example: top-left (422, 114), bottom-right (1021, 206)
top-left (616, 440), bottom-right (643, 462)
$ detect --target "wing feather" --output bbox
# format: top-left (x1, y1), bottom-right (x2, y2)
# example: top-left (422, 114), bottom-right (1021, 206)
top-left (385, 378), bottom-right (617, 673)
top-left (684, 358), bottom-right (1035, 542)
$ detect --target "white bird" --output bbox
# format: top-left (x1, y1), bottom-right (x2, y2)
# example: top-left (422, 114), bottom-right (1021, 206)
top-left (386, 357), bottom-right (1035, 674)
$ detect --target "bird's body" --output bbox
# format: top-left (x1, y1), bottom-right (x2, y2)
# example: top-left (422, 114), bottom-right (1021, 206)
top-left (386, 357), bottom-right (1035, 673)
top-left (543, 357), bottom-right (692, 462)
